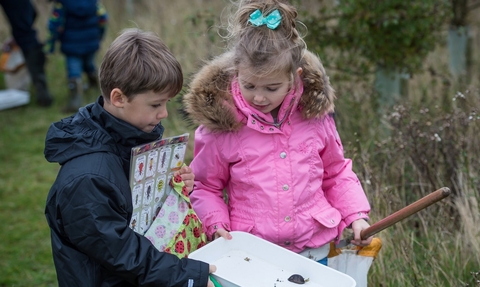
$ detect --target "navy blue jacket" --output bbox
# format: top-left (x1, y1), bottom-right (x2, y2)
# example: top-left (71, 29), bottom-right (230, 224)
top-left (44, 96), bottom-right (209, 287)
top-left (46, 0), bottom-right (107, 56)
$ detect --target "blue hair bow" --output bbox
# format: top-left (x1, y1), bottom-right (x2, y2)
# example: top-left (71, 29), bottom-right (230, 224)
top-left (249, 9), bottom-right (282, 30)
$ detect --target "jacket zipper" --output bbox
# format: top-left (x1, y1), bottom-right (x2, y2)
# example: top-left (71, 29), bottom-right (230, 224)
top-left (251, 98), bottom-right (295, 129)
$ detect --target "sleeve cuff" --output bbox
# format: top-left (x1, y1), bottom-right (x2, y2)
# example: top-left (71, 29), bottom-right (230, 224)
top-left (344, 211), bottom-right (370, 228)
top-left (206, 222), bottom-right (230, 241)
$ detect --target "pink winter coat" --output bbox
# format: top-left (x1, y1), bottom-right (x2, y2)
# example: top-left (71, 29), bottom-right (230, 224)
top-left (183, 51), bottom-right (370, 253)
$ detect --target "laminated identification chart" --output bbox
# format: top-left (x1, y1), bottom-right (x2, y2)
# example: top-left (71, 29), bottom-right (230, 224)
top-left (128, 133), bottom-right (189, 235)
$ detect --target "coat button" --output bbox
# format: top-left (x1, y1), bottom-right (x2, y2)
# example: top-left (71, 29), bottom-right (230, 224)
top-left (284, 216), bottom-right (291, 222)
top-left (260, 126), bottom-right (264, 130)
top-left (282, 184), bottom-right (289, 191)
top-left (280, 152), bottom-right (287, 158)
top-left (251, 120), bottom-right (256, 124)
top-left (284, 241), bottom-right (291, 246)
top-left (330, 219), bottom-right (335, 224)
top-left (269, 128), bottom-right (274, 131)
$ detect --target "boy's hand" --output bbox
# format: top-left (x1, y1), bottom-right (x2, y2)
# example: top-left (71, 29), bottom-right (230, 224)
top-left (207, 265), bottom-right (217, 287)
top-left (175, 165), bottom-right (195, 193)
top-left (350, 219), bottom-right (373, 246)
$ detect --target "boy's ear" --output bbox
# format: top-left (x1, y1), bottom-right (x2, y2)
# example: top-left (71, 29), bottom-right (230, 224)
top-left (110, 88), bottom-right (126, 107)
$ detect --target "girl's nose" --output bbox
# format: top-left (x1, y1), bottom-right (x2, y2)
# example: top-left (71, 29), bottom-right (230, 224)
top-left (253, 94), bottom-right (265, 102)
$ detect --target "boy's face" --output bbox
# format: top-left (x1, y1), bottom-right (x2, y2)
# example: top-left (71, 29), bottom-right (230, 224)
top-left (106, 89), bottom-right (170, 133)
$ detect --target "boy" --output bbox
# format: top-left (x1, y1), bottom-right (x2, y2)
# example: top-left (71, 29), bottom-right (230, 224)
top-left (44, 28), bottom-right (215, 287)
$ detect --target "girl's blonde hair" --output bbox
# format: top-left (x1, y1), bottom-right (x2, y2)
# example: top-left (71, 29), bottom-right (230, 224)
top-left (226, 0), bottom-right (306, 78)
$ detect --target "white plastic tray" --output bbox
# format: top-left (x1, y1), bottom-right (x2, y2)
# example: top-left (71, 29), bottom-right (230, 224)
top-left (189, 231), bottom-right (356, 287)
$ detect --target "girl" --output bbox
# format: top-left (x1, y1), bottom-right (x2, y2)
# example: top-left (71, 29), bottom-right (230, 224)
top-left (183, 0), bottom-right (373, 265)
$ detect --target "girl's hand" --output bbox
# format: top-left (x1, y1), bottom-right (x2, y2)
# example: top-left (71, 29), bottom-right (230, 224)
top-left (175, 165), bottom-right (195, 193)
top-left (213, 228), bottom-right (232, 240)
top-left (350, 219), bottom-right (373, 246)
top-left (207, 265), bottom-right (217, 287)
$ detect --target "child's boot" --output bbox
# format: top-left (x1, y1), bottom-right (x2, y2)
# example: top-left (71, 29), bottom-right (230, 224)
top-left (87, 71), bottom-right (98, 88)
top-left (65, 78), bottom-right (83, 113)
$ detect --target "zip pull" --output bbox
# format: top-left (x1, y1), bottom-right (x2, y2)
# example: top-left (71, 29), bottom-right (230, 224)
top-left (250, 97), bottom-right (295, 130)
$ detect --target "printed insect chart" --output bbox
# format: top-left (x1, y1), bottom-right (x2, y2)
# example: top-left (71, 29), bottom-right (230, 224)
top-left (128, 133), bottom-right (189, 235)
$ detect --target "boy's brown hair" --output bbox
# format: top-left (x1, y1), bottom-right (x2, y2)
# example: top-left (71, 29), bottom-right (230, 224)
top-left (99, 28), bottom-right (183, 101)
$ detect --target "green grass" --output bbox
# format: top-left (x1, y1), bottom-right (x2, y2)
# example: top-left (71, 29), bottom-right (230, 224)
top-left (0, 102), bottom-right (61, 286)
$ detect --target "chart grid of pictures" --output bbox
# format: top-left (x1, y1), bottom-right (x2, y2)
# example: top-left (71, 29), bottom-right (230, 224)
top-left (128, 133), bottom-right (189, 235)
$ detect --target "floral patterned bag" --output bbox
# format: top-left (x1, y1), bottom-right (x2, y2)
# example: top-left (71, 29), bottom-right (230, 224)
top-left (143, 173), bottom-right (207, 258)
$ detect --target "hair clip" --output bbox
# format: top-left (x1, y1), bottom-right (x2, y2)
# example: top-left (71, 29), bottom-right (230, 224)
top-left (249, 9), bottom-right (282, 30)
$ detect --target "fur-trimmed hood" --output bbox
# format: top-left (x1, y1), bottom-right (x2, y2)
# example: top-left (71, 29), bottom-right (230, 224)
top-left (182, 50), bottom-right (335, 133)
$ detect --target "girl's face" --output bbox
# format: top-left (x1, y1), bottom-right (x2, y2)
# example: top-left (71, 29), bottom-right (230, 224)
top-left (238, 66), bottom-right (302, 116)
top-left (105, 89), bottom-right (170, 133)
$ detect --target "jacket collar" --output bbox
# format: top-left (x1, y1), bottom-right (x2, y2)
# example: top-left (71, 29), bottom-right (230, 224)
top-left (44, 96), bottom-right (164, 165)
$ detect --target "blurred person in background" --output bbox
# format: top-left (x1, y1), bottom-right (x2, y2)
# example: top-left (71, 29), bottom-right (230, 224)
top-left (45, 0), bottom-right (107, 112)
top-left (0, 0), bottom-right (54, 107)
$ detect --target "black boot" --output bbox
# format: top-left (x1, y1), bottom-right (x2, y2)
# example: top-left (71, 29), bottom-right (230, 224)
top-left (65, 78), bottom-right (83, 113)
top-left (22, 45), bottom-right (53, 107)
